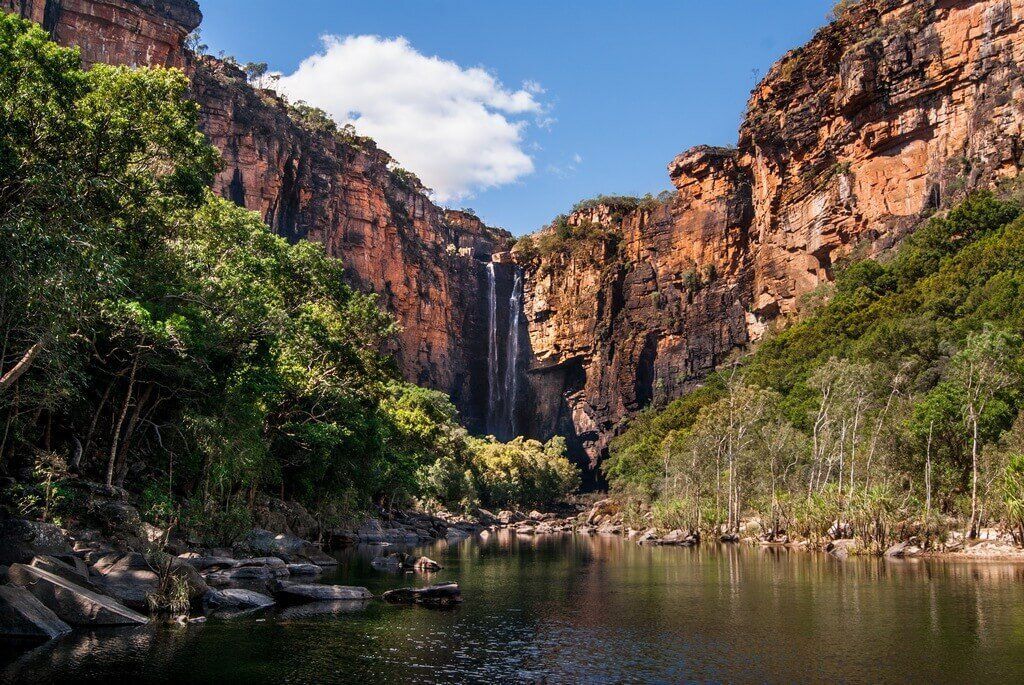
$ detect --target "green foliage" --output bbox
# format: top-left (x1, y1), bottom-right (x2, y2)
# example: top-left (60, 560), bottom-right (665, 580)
top-left (0, 18), bottom-right (577, 541)
top-left (465, 436), bottom-right (580, 509)
top-left (607, 190), bottom-right (1024, 542)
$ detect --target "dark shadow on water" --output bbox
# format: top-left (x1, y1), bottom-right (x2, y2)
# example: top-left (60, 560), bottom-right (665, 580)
top-left (7, 532), bottom-right (1024, 683)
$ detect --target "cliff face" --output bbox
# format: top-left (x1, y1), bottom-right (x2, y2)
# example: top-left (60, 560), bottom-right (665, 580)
top-left (1, 0), bottom-right (200, 67)
top-left (189, 57), bottom-right (511, 427)
top-left (3, 0), bottom-right (511, 430)
top-left (8, 0), bottom-right (1024, 474)
top-left (515, 0), bottom-right (1024, 467)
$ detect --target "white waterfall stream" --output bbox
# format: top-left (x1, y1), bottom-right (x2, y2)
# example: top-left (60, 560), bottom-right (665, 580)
top-left (486, 262), bottom-right (500, 434)
top-left (485, 262), bottom-right (524, 439)
top-left (503, 268), bottom-right (523, 438)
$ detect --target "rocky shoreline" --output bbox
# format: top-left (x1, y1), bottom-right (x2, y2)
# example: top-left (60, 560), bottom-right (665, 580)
top-left (5, 489), bottom-right (1024, 647)
top-left (574, 498), bottom-right (1024, 561)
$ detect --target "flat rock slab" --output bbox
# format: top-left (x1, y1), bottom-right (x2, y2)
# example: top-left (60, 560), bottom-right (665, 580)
top-left (0, 584), bottom-right (72, 639)
top-left (179, 555), bottom-right (238, 571)
top-left (382, 582), bottom-right (462, 606)
top-left (286, 563), bottom-right (322, 576)
top-left (8, 563), bottom-right (148, 626)
top-left (276, 584), bottom-right (372, 603)
top-left (202, 588), bottom-right (275, 612)
top-left (30, 555), bottom-right (99, 591)
top-left (278, 600), bottom-right (371, 620)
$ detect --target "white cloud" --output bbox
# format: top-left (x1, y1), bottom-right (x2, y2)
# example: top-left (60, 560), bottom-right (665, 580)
top-left (277, 35), bottom-right (545, 201)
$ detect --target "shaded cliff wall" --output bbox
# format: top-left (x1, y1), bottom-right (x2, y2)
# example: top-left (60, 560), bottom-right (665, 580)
top-left (2, 0), bottom-right (512, 431)
top-left (516, 0), bottom-right (1024, 468)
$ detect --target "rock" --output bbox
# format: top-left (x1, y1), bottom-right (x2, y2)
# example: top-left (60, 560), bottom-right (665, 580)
top-left (93, 500), bottom-right (146, 541)
top-left (30, 555), bottom-right (97, 590)
top-left (884, 541), bottom-right (910, 558)
top-left (827, 539), bottom-right (859, 560)
top-left (202, 588), bottom-right (275, 613)
top-left (238, 530), bottom-right (337, 567)
top-left (286, 563), bottom-right (322, 576)
top-left (0, 585), bottom-right (72, 640)
top-left (277, 600), bottom-right (372, 619)
top-left (275, 583), bottom-right (372, 603)
top-left (356, 518), bottom-right (386, 543)
top-left (96, 553), bottom-right (210, 611)
top-left (382, 582), bottom-right (462, 606)
top-left (659, 530), bottom-right (698, 546)
top-left (178, 555), bottom-right (238, 572)
top-left (720, 533), bottom-right (740, 543)
top-left (0, 519), bottom-right (73, 566)
top-left (93, 553), bottom-right (159, 610)
top-left (8, 563), bottom-right (148, 626)
top-left (446, 528), bottom-right (471, 542)
top-left (234, 556), bottom-right (289, 573)
top-left (410, 556), bottom-right (441, 571)
top-left (206, 565), bottom-right (274, 585)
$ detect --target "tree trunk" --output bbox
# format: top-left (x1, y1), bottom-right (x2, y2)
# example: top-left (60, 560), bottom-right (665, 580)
top-left (969, 415), bottom-right (980, 539)
top-left (106, 354), bottom-right (139, 488)
top-left (0, 339), bottom-right (44, 395)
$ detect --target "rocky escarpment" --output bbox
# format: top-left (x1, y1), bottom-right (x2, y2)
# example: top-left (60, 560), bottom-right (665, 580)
top-left (188, 56), bottom-right (511, 428)
top-left (1, 0), bottom-right (201, 67)
top-left (514, 0), bottom-right (1024, 468)
top-left (2, 0), bottom-right (511, 430)
top-left (8, 0), bottom-right (1024, 475)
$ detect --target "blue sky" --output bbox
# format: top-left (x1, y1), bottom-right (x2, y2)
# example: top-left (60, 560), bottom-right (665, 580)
top-left (197, 1), bottom-right (834, 235)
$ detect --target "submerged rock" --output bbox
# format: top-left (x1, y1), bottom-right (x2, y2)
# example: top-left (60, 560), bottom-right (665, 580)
top-left (371, 552), bottom-right (441, 572)
top-left (8, 563), bottom-right (148, 626)
top-left (275, 583), bottom-right (372, 603)
top-left (382, 582), bottom-right (462, 606)
top-left (0, 584), bottom-right (72, 639)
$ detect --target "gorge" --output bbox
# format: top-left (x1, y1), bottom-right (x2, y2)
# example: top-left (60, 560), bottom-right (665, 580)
top-left (3, 0), bottom-right (1024, 478)
top-left (8, 2), bottom-right (1024, 680)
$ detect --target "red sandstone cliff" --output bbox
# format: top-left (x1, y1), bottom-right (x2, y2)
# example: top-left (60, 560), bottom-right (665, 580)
top-left (8, 0), bottom-right (1024, 473)
top-left (2, 0), bottom-right (511, 430)
top-left (515, 0), bottom-right (1024, 466)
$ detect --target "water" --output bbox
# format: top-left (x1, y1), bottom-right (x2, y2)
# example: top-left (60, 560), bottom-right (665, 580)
top-left (485, 262), bottom-right (524, 439)
top-left (502, 267), bottom-right (523, 438)
top-left (4, 534), bottom-right (1024, 684)
top-left (486, 261), bottom-right (500, 435)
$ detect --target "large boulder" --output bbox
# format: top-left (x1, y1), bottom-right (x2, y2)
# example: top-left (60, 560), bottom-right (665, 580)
top-left (274, 583), bottom-right (372, 603)
top-left (93, 553), bottom-right (158, 610)
top-left (237, 529), bottom-right (338, 567)
top-left (8, 563), bottom-right (147, 626)
top-left (0, 519), bottom-right (73, 565)
top-left (93, 500), bottom-right (146, 542)
top-left (178, 554), bottom-right (237, 572)
top-left (30, 555), bottom-right (96, 589)
top-left (206, 565), bottom-right (274, 585)
top-left (827, 538), bottom-right (859, 560)
top-left (0, 584), bottom-right (72, 639)
top-left (382, 582), bottom-right (462, 606)
top-left (356, 518), bottom-right (386, 543)
top-left (253, 497), bottom-right (318, 540)
top-left (202, 588), bottom-right (274, 613)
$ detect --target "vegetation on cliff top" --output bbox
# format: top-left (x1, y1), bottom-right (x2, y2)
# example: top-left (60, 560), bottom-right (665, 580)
top-left (606, 189), bottom-right (1024, 548)
top-left (0, 15), bottom-right (577, 540)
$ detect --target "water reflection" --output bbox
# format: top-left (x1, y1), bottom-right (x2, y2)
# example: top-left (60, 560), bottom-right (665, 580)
top-left (4, 534), bottom-right (1024, 683)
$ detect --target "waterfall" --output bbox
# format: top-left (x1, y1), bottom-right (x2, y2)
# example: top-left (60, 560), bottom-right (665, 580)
top-left (503, 268), bottom-right (523, 438)
top-left (486, 262), bottom-right (500, 434)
